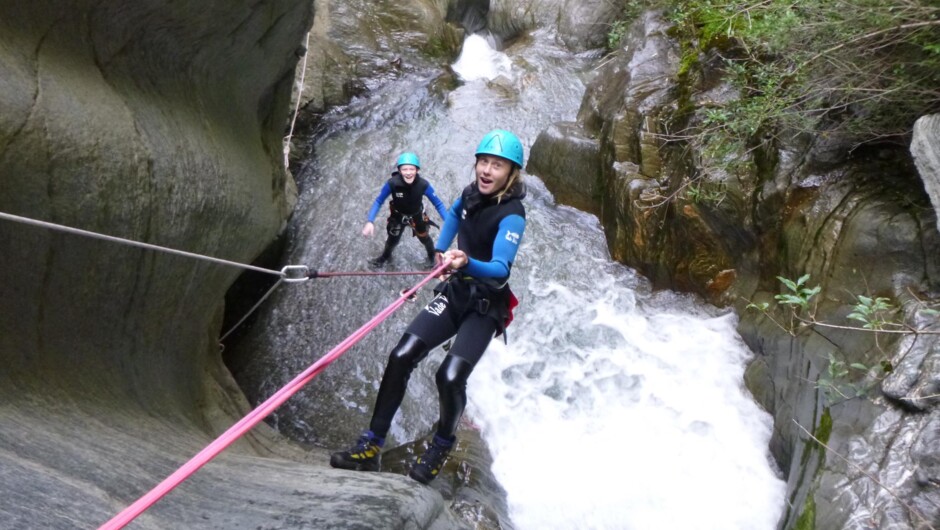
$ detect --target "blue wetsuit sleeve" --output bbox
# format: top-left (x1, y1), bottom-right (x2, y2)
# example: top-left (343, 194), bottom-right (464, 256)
top-left (464, 214), bottom-right (526, 279)
top-left (424, 184), bottom-right (448, 220)
top-left (434, 196), bottom-right (462, 252)
top-left (367, 183), bottom-right (392, 222)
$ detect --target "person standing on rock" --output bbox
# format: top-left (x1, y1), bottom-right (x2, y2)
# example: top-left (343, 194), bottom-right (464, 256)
top-left (363, 152), bottom-right (448, 267)
top-left (332, 130), bottom-right (527, 484)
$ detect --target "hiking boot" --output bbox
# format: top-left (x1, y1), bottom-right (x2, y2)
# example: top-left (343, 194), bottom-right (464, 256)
top-left (409, 435), bottom-right (454, 484)
top-left (330, 431), bottom-right (383, 472)
top-left (371, 240), bottom-right (397, 268)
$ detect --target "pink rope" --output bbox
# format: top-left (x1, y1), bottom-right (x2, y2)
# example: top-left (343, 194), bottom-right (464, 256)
top-left (99, 261), bottom-right (450, 530)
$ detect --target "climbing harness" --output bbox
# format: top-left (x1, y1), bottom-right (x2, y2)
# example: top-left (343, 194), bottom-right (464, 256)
top-left (434, 274), bottom-right (517, 343)
top-left (99, 260), bottom-right (451, 530)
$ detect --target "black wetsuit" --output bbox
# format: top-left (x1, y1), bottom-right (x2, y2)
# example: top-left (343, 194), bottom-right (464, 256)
top-left (367, 172), bottom-right (447, 263)
top-left (368, 181), bottom-right (527, 442)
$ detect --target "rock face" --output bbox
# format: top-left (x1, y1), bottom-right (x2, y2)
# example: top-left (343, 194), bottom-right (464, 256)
top-left (0, 0), bottom-right (304, 406)
top-left (289, 0), bottom-right (617, 144)
top-left (293, 0), bottom-right (465, 119)
top-left (526, 11), bottom-right (940, 530)
top-left (527, 122), bottom-right (603, 215)
top-left (487, 0), bottom-right (618, 51)
top-left (0, 1), bottom-right (475, 528)
top-left (912, 114), bottom-right (940, 235)
top-left (0, 1), bottom-right (509, 529)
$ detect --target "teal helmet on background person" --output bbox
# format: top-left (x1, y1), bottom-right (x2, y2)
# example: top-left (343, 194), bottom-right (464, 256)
top-left (475, 129), bottom-right (524, 167)
top-left (396, 152), bottom-right (420, 169)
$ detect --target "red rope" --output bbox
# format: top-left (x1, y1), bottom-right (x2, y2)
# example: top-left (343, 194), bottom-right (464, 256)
top-left (311, 269), bottom-right (433, 278)
top-left (99, 261), bottom-right (450, 529)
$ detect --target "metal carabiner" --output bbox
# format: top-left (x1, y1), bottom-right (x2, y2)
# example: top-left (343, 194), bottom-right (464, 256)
top-left (280, 264), bottom-right (311, 283)
top-left (399, 288), bottom-right (418, 302)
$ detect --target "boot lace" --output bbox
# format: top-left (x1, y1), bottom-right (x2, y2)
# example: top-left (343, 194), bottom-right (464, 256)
top-left (418, 439), bottom-right (451, 469)
top-left (351, 434), bottom-right (379, 458)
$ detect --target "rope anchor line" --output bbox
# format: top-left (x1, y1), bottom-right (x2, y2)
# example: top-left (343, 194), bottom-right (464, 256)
top-left (0, 210), bottom-right (297, 279)
top-left (1, 209), bottom-right (437, 342)
top-left (0, 210), bottom-right (435, 281)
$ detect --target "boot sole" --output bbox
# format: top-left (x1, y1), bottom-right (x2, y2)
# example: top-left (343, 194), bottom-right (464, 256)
top-left (408, 469), bottom-right (434, 484)
top-left (330, 453), bottom-right (380, 472)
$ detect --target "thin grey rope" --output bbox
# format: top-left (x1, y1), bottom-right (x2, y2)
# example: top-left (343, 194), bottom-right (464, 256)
top-left (0, 210), bottom-right (302, 278)
top-left (218, 278), bottom-right (284, 344)
top-left (1, 209), bottom-right (312, 343)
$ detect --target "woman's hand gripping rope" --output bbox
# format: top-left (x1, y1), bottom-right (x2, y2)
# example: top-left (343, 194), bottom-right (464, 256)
top-left (432, 249), bottom-right (466, 283)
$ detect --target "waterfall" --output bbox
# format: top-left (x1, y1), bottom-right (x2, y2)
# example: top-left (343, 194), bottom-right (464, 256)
top-left (246, 29), bottom-right (786, 529)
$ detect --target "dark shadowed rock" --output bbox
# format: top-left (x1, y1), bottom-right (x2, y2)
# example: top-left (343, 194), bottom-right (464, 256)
top-left (527, 122), bottom-right (602, 215)
top-left (556, 0), bottom-right (621, 52)
top-left (0, 1), bottom-right (481, 528)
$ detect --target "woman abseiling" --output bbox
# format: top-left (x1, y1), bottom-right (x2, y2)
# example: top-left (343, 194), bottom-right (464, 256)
top-left (331, 129), bottom-right (527, 484)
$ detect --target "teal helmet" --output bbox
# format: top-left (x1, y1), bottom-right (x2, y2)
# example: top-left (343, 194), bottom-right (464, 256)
top-left (396, 152), bottom-right (420, 169)
top-left (475, 129), bottom-right (524, 167)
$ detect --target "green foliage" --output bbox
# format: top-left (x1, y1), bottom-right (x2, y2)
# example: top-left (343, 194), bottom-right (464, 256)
top-left (685, 181), bottom-right (725, 204)
top-left (743, 274), bottom-right (924, 404)
top-left (606, 0), bottom-right (658, 51)
top-left (608, 20), bottom-right (631, 50)
top-left (746, 301), bottom-right (769, 312)
top-left (775, 274), bottom-right (820, 311)
top-left (817, 352), bottom-right (882, 402)
top-left (847, 295), bottom-right (897, 330)
top-left (664, 0), bottom-right (940, 178)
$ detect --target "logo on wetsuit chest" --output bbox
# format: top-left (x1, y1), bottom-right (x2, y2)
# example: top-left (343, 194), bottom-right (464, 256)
top-left (461, 208), bottom-right (467, 220)
top-left (395, 192), bottom-right (404, 198)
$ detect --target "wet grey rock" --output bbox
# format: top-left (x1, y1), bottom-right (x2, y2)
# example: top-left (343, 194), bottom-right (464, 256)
top-left (911, 114), bottom-right (940, 235)
top-left (556, 0), bottom-right (622, 52)
top-left (527, 122), bottom-right (602, 214)
top-left (292, 0), bottom-right (463, 119)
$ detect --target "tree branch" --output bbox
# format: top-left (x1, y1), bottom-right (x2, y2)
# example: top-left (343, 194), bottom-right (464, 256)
top-left (797, 20), bottom-right (940, 72)
top-left (793, 420), bottom-right (937, 530)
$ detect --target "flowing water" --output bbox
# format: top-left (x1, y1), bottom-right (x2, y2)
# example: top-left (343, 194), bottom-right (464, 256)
top-left (273, 31), bottom-right (785, 529)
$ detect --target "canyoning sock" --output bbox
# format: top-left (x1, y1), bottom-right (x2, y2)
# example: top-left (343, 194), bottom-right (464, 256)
top-left (330, 431), bottom-right (385, 472)
top-left (408, 434), bottom-right (455, 484)
top-left (420, 237), bottom-right (436, 263)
